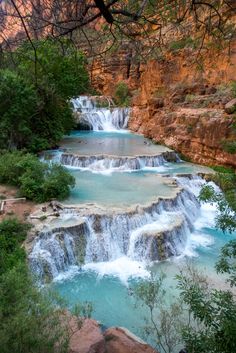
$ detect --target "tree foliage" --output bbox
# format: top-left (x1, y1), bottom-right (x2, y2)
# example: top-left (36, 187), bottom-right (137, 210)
top-left (0, 151), bottom-right (75, 202)
top-left (0, 217), bottom-right (70, 353)
top-left (0, 264), bottom-right (70, 353)
top-left (0, 218), bottom-right (30, 275)
top-left (0, 39), bottom-right (89, 152)
top-left (0, 217), bottom-right (95, 353)
top-left (114, 81), bottom-right (130, 106)
top-left (132, 274), bottom-right (184, 353)
top-left (177, 264), bottom-right (236, 353)
top-left (216, 240), bottom-right (236, 287)
top-left (199, 169), bottom-right (236, 233)
top-left (1, 0), bottom-right (235, 59)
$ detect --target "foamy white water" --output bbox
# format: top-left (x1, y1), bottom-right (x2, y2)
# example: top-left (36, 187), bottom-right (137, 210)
top-left (83, 256), bottom-right (150, 284)
top-left (71, 96), bottom-right (130, 131)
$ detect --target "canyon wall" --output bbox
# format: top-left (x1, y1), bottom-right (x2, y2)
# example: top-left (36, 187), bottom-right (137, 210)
top-left (90, 41), bottom-right (236, 168)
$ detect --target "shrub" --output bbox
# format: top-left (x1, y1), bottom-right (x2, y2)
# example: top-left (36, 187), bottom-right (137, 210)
top-left (177, 263), bottom-right (236, 353)
top-left (169, 37), bottom-right (199, 51)
top-left (221, 140), bottom-right (236, 154)
top-left (114, 81), bottom-right (130, 106)
top-left (0, 218), bottom-right (30, 275)
top-left (41, 164), bottom-right (75, 201)
top-left (0, 151), bottom-right (75, 202)
top-left (231, 81), bottom-right (236, 97)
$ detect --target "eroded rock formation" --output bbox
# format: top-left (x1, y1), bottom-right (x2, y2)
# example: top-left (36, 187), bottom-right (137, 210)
top-left (90, 42), bottom-right (236, 168)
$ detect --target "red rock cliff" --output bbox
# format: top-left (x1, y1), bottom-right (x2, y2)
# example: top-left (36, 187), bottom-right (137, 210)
top-left (90, 41), bottom-right (236, 168)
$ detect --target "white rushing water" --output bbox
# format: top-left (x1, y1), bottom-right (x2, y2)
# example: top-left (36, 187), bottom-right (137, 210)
top-left (60, 152), bottom-right (180, 173)
top-left (72, 96), bottom-right (130, 131)
top-left (29, 177), bottom-right (216, 283)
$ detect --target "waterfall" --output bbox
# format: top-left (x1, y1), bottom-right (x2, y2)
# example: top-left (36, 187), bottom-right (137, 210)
top-left (71, 96), bottom-right (129, 131)
top-left (29, 231), bottom-right (77, 281)
top-left (29, 183), bottom-right (201, 282)
top-left (60, 152), bottom-right (179, 172)
top-left (29, 93), bottom-right (215, 283)
top-left (29, 221), bottom-right (89, 282)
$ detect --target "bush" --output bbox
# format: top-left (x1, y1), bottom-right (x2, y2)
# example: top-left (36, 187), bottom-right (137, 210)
top-left (0, 217), bottom-right (90, 353)
top-left (0, 151), bottom-right (75, 202)
top-left (114, 81), bottom-right (130, 106)
top-left (199, 169), bottom-right (236, 233)
top-left (169, 37), bottom-right (199, 51)
top-left (0, 218), bottom-right (30, 275)
top-left (177, 264), bottom-right (236, 353)
top-left (221, 140), bottom-right (236, 154)
top-left (231, 81), bottom-right (236, 97)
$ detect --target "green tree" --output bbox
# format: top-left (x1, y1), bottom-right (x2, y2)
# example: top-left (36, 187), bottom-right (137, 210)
top-left (0, 217), bottom-right (94, 353)
top-left (0, 216), bottom-right (69, 353)
top-left (199, 168), bottom-right (236, 233)
top-left (0, 218), bottom-right (30, 275)
top-left (0, 70), bottom-right (38, 150)
top-left (0, 39), bottom-right (89, 152)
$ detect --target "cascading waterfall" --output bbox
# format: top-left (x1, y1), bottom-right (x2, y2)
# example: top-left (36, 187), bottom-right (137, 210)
top-left (29, 183), bottom-right (202, 281)
top-left (29, 94), bottom-right (216, 283)
top-left (60, 152), bottom-right (180, 171)
top-left (29, 231), bottom-right (77, 280)
top-left (72, 96), bottom-right (129, 131)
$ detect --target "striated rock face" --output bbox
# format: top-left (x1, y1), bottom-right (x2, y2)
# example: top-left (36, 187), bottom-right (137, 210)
top-left (129, 107), bottom-right (236, 168)
top-left (104, 327), bottom-right (158, 353)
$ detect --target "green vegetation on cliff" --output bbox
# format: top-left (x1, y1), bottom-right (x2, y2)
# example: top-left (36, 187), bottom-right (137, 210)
top-left (114, 81), bottom-right (130, 107)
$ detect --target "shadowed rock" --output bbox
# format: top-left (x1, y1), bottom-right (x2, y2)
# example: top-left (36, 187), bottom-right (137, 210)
top-left (104, 327), bottom-right (158, 353)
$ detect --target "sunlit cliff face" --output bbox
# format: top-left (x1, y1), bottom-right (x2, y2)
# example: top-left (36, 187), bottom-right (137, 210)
top-left (0, 0), bottom-right (47, 45)
top-left (0, 0), bottom-right (101, 47)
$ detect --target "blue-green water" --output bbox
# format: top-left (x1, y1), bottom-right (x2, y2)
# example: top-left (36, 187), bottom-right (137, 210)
top-left (60, 130), bottom-right (171, 156)
top-left (48, 129), bottom-right (235, 351)
top-left (65, 170), bottom-right (177, 206)
top-left (52, 222), bottom-right (235, 342)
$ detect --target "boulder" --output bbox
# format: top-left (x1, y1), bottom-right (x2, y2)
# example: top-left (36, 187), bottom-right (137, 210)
top-left (104, 327), bottom-right (158, 353)
top-left (225, 98), bottom-right (236, 114)
top-left (69, 318), bottom-right (105, 353)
